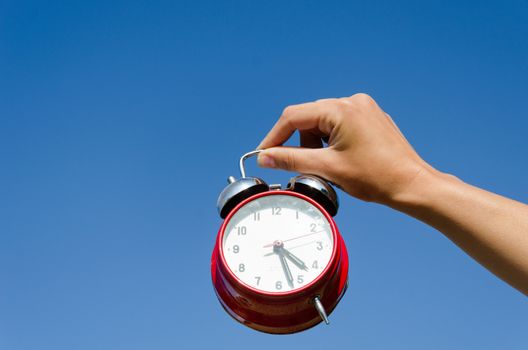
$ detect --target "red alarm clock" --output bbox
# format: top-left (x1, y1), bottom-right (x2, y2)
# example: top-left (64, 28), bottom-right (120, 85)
top-left (211, 150), bottom-right (349, 334)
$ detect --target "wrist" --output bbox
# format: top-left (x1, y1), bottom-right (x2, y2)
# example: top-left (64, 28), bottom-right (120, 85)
top-left (384, 165), bottom-right (462, 214)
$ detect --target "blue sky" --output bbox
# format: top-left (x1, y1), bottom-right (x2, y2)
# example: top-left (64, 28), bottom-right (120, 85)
top-left (1, 0), bottom-right (527, 349)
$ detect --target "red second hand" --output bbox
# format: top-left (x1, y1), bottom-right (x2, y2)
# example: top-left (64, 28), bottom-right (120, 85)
top-left (262, 231), bottom-right (323, 248)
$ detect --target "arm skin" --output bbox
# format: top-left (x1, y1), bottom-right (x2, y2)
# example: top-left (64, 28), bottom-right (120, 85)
top-left (257, 93), bottom-right (528, 295)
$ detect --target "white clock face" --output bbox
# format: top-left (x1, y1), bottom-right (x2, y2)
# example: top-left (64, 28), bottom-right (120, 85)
top-left (222, 194), bottom-right (334, 293)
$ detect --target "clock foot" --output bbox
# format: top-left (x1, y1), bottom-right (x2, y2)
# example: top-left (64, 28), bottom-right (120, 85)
top-left (313, 296), bottom-right (330, 325)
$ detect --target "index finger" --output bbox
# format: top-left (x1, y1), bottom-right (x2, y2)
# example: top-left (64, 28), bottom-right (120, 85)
top-left (257, 100), bottom-right (337, 149)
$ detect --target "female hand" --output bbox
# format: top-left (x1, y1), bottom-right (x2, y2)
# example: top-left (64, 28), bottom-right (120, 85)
top-left (258, 93), bottom-right (528, 294)
top-left (257, 93), bottom-right (436, 205)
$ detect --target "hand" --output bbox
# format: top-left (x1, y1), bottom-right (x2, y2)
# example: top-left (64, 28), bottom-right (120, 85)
top-left (257, 93), bottom-right (528, 295)
top-left (262, 232), bottom-right (320, 248)
top-left (257, 93), bottom-right (436, 205)
top-left (282, 248), bottom-right (308, 271)
top-left (277, 250), bottom-right (294, 288)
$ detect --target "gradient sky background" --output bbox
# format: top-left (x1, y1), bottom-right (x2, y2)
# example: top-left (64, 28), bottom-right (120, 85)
top-left (1, 1), bottom-right (527, 349)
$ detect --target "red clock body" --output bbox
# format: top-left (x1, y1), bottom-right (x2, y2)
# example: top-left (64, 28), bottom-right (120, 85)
top-left (211, 190), bottom-right (349, 334)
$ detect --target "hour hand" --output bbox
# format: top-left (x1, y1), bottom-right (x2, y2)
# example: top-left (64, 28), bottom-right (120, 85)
top-left (282, 248), bottom-right (308, 271)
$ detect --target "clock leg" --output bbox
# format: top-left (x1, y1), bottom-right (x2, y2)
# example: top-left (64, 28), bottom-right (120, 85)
top-left (313, 296), bottom-right (330, 325)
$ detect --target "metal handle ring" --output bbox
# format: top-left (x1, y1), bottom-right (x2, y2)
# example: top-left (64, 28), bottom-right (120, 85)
top-left (239, 150), bottom-right (263, 178)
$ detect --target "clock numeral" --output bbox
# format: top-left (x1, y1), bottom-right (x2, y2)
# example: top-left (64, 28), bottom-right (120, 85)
top-left (297, 275), bottom-right (304, 284)
top-left (271, 207), bottom-right (281, 215)
top-left (312, 260), bottom-right (319, 269)
top-left (253, 212), bottom-right (260, 221)
top-left (275, 281), bottom-right (282, 290)
top-left (310, 223), bottom-right (317, 233)
top-left (237, 226), bottom-right (247, 236)
top-left (296, 211), bottom-right (299, 219)
top-left (238, 263), bottom-right (245, 272)
top-left (233, 245), bottom-right (239, 254)
top-left (254, 276), bottom-right (261, 285)
top-left (316, 241), bottom-right (323, 251)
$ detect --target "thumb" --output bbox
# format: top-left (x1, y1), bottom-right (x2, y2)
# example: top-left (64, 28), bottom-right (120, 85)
top-left (257, 147), bottom-right (325, 174)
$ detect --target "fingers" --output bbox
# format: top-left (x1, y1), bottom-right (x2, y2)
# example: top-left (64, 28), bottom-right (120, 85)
top-left (257, 146), bottom-right (327, 174)
top-left (257, 101), bottom-right (337, 150)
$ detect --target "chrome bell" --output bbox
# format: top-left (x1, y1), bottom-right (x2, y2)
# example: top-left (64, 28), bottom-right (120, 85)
top-left (287, 174), bottom-right (339, 216)
top-left (217, 150), bottom-right (269, 218)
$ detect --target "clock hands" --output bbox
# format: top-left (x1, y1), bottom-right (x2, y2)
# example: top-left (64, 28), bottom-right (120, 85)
top-left (263, 231), bottom-right (322, 248)
top-left (263, 240), bottom-right (317, 257)
top-left (277, 250), bottom-right (294, 288)
top-left (273, 240), bottom-right (295, 288)
top-left (272, 240), bottom-right (309, 288)
top-left (282, 248), bottom-right (308, 271)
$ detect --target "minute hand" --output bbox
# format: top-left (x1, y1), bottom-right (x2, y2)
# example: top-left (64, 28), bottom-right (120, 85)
top-left (278, 251), bottom-right (295, 288)
top-left (282, 248), bottom-right (308, 271)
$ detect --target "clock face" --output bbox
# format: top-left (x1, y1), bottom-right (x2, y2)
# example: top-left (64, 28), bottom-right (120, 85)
top-left (221, 194), bottom-right (335, 293)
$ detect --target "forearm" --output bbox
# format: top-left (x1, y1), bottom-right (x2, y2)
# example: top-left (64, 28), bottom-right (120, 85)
top-left (258, 94), bottom-right (528, 294)
top-left (388, 168), bottom-right (528, 295)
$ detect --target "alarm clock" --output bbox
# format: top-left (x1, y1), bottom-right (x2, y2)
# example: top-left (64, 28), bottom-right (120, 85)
top-left (211, 150), bottom-right (349, 334)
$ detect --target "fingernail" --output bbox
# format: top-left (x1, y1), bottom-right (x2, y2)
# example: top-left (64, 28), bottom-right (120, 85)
top-left (258, 154), bottom-right (276, 168)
